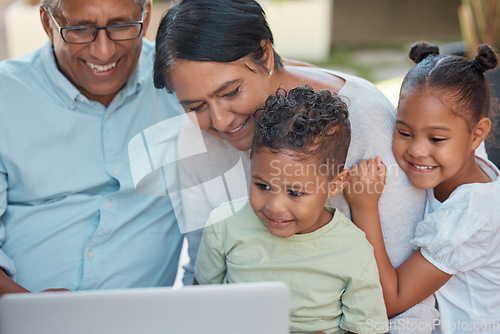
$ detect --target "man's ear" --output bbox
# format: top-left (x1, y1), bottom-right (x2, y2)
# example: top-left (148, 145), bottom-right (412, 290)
top-left (329, 169), bottom-right (349, 198)
top-left (141, 0), bottom-right (153, 37)
top-left (259, 39), bottom-right (275, 74)
top-left (470, 117), bottom-right (491, 151)
top-left (40, 7), bottom-right (55, 43)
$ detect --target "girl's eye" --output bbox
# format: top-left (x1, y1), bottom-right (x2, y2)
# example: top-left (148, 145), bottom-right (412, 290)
top-left (397, 130), bottom-right (411, 137)
top-left (223, 87), bottom-right (240, 98)
top-left (256, 183), bottom-right (270, 191)
top-left (288, 190), bottom-right (303, 197)
top-left (430, 137), bottom-right (446, 143)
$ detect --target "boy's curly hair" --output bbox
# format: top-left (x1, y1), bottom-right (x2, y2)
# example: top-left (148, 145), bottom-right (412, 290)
top-left (252, 85), bottom-right (351, 178)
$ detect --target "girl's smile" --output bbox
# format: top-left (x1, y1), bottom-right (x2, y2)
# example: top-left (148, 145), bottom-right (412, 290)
top-left (393, 90), bottom-right (488, 201)
top-left (409, 163), bottom-right (438, 171)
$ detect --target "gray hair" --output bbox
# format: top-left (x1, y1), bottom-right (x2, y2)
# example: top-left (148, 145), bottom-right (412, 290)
top-left (41, 0), bottom-right (149, 16)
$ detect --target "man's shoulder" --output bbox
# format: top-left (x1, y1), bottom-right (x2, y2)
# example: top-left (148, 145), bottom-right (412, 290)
top-left (0, 48), bottom-right (44, 79)
top-left (0, 48), bottom-right (47, 108)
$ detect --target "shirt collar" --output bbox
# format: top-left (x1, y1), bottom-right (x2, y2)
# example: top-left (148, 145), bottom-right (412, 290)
top-left (41, 41), bottom-right (81, 108)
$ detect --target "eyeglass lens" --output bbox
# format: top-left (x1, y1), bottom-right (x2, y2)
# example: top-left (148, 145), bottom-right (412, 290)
top-left (62, 23), bottom-right (143, 44)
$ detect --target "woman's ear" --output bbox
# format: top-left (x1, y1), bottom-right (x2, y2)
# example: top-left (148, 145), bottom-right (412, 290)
top-left (260, 39), bottom-right (275, 74)
top-left (329, 169), bottom-right (350, 198)
top-left (470, 117), bottom-right (491, 151)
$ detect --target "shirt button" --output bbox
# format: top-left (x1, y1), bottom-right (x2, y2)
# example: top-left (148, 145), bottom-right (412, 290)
top-left (106, 201), bottom-right (112, 209)
top-left (106, 114), bottom-right (111, 120)
top-left (88, 250), bottom-right (95, 259)
top-left (114, 170), bottom-right (120, 176)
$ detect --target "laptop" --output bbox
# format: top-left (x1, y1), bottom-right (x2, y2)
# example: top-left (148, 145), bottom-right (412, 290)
top-left (0, 281), bottom-right (289, 334)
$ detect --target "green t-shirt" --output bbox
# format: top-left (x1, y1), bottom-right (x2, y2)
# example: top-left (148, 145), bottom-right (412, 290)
top-left (195, 198), bottom-right (388, 334)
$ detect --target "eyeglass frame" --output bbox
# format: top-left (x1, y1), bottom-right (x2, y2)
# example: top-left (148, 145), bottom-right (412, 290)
top-left (46, 9), bottom-right (145, 44)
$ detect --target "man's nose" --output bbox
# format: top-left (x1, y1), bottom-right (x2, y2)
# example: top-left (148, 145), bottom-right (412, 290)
top-left (88, 29), bottom-right (116, 62)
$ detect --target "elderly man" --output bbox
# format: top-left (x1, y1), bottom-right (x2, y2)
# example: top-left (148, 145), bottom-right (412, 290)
top-left (0, 0), bottom-right (183, 295)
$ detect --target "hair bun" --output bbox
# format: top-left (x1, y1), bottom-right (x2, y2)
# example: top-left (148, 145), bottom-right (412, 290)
top-left (409, 43), bottom-right (440, 64)
top-left (474, 44), bottom-right (498, 72)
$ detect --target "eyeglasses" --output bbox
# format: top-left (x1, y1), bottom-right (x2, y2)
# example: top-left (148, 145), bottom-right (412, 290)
top-left (47, 10), bottom-right (144, 44)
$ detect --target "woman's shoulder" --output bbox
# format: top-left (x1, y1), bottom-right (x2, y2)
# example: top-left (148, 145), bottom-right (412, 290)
top-left (282, 65), bottom-right (394, 112)
top-left (282, 65), bottom-right (346, 93)
top-left (325, 69), bottom-right (393, 105)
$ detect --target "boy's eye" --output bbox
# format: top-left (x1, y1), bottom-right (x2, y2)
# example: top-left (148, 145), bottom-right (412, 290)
top-left (223, 87), bottom-right (240, 98)
top-left (256, 183), bottom-right (270, 191)
top-left (430, 137), bottom-right (446, 143)
top-left (288, 190), bottom-right (303, 197)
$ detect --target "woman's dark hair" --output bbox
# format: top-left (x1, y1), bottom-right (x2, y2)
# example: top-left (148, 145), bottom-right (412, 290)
top-left (154, 0), bottom-right (284, 92)
top-left (252, 85), bottom-right (351, 178)
top-left (400, 42), bottom-right (498, 130)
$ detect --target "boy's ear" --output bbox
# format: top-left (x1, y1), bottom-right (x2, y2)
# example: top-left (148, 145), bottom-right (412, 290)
top-left (329, 169), bottom-right (349, 198)
top-left (470, 117), bottom-right (491, 151)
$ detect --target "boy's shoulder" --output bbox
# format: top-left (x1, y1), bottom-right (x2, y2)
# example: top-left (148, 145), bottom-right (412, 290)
top-left (328, 208), bottom-right (375, 251)
top-left (207, 197), bottom-right (254, 225)
top-left (205, 198), bottom-right (267, 240)
top-left (329, 208), bottom-right (364, 233)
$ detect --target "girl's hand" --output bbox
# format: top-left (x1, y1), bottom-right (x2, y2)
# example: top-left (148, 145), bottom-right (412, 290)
top-left (344, 157), bottom-right (386, 211)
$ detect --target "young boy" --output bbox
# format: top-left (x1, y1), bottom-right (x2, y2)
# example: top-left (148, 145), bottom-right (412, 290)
top-left (194, 86), bottom-right (388, 334)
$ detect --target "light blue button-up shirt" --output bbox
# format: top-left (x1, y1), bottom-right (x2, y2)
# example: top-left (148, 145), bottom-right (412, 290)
top-left (0, 39), bottom-right (183, 292)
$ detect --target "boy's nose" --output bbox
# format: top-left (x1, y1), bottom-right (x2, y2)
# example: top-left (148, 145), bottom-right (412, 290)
top-left (267, 193), bottom-right (288, 214)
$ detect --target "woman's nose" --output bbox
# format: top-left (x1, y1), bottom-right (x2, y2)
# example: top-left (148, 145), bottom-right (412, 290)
top-left (210, 104), bottom-right (236, 132)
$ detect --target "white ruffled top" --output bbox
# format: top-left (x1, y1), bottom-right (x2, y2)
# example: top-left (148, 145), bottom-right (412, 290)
top-left (411, 157), bottom-right (500, 332)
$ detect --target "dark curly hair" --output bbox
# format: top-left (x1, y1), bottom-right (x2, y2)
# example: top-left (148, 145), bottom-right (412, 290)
top-left (252, 85), bottom-right (351, 178)
top-left (400, 42), bottom-right (498, 130)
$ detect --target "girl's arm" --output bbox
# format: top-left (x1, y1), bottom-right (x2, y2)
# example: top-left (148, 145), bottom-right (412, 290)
top-left (344, 158), bottom-right (452, 317)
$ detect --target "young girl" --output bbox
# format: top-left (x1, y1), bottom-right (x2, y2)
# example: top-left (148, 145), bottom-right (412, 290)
top-left (345, 43), bottom-right (500, 333)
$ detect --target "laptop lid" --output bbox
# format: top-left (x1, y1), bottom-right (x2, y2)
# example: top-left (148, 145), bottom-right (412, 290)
top-left (0, 281), bottom-right (289, 334)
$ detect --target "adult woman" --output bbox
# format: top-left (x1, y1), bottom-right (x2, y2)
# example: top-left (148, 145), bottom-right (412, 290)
top-left (154, 0), bottom-right (436, 332)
